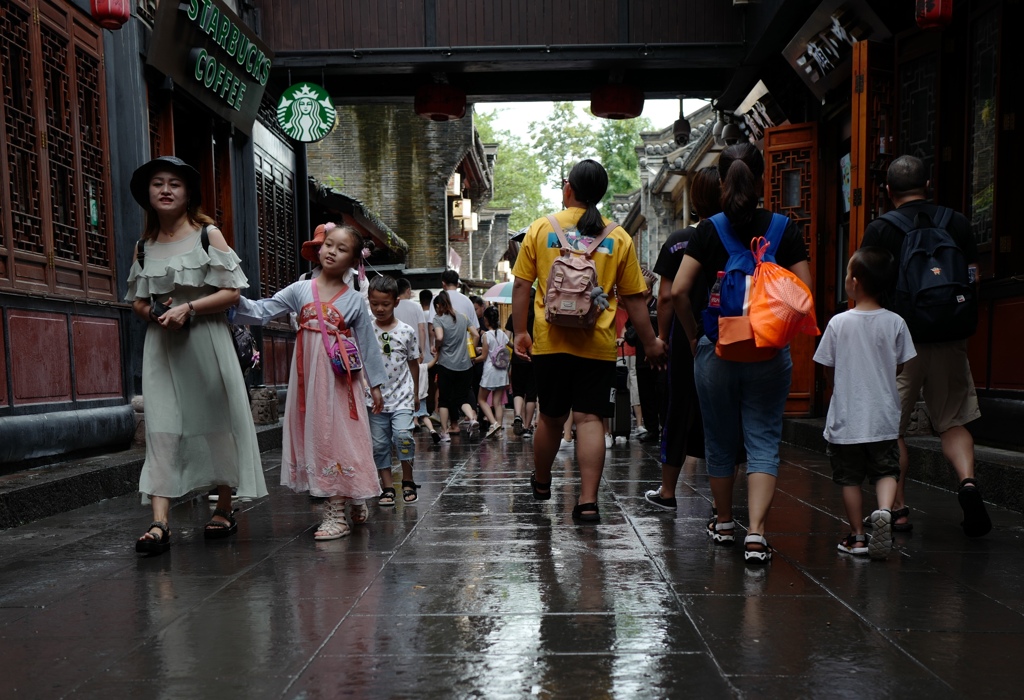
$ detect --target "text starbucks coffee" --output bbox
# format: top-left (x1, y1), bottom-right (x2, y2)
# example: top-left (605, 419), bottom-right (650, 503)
top-left (185, 0), bottom-right (270, 111)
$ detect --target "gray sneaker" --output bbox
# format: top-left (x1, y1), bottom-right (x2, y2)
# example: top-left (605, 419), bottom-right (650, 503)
top-left (868, 509), bottom-right (893, 560)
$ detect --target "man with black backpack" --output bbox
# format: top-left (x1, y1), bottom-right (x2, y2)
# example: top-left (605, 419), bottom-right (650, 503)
top-left (861, 155), bottom-right (990, 537)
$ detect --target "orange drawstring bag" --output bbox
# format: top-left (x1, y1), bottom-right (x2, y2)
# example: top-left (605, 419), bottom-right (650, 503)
top-left (746, 237), bottom-right (820, 349)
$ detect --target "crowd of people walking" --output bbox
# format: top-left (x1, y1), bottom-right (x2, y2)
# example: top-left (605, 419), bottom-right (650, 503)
top-left (127, 150), bottom-right (991, 560)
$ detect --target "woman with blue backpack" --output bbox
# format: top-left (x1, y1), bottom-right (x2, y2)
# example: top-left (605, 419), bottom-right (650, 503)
top-left (670, 143), bottom-right (813, 564)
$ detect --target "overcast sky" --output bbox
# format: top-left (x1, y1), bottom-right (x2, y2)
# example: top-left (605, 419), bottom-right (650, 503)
top-left (476, 98), bottom-right (709, 144)
top-left (475, 98), bottom-right (709, 208)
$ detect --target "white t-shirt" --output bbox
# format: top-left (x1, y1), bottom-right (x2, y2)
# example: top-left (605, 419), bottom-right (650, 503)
top-left (813, 308), bottom-right (916, 444)
top-left (444, 288), bottom-right (479, 329)
top-left (365, 319), bottom-right (419, 413)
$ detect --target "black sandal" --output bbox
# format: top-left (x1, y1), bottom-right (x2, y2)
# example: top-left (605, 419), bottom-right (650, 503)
top-left (530, 472), bottom-right (551, 501)
top-left (571, 502), bottom-right (600, 522)
top-left (378, 487), bottom-right (396, 506)
top-left (402, 480), bottom-right (421, 503)
top-left (135, 521), bottom-right (170, 555)
top-left (204, 508), bottom-right (238, 539)
top-left (958, 478), bottom-right (992, 538)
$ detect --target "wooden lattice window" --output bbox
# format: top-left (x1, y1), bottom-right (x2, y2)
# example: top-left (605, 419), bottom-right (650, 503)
top-left (0, 0), bottom-right (115, 300)
top-left (254, 147), bottom-right (296, 297)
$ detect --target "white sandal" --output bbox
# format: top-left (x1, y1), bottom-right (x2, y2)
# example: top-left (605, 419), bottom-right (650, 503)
top-left (706, 517), bottom-right (736, 545)
top-left (743, 533), bottom-right (773, 564)
top-left (349, 499), bottom-right (368, 525)
top-left (314, 501), bottom-right (351, 540)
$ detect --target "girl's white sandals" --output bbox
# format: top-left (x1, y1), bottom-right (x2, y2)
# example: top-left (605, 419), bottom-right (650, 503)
top-left (349, 500), bottom-right (368, 525)
top-left (314, 501), bottom-right (351, 540)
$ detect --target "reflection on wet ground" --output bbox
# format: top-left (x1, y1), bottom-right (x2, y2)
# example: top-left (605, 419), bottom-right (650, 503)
top-left (1, 430), bottom-right (1021, 698)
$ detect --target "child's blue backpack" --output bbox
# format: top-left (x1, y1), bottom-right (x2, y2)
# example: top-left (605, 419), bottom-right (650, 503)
top-left (702, 212), bottom-right (790, 362)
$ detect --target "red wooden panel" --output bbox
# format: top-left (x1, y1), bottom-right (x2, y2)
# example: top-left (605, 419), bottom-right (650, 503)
top-left (989, 299), bottom-right (1024, 390)
top-left (71, 316), bottom-right (121, 399)
top-left (273, 336), bottom-right (290, 387)
top-left (0, 317), bottom-right (7, 406)
top-left (967, 303), bottom-right (989, 389)
top-left (7, 309), bottom-right (71, 404)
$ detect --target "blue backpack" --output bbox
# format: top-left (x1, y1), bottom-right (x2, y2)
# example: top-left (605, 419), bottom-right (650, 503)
top-left (702, 212), bottom-right (790, 361)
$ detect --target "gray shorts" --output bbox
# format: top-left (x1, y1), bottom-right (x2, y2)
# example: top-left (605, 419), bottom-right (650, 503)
top-left (827, 440), bottom-right (901, 487)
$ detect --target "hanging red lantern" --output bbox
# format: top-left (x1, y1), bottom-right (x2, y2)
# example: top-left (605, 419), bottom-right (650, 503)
top-left (414, 84), bottom-right (467, 122)
top-left (915, 0), bottom-right (953, 29)
top-left (590, 84), bottom-right (645, 120)
top-left (90, 0), bottom-right (130, 30)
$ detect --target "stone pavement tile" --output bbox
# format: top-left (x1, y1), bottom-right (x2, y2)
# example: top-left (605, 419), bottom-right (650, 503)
top-left (290, 650), bottom-right (733, 699)
top-left (772, 532), bottom-right (936, 572)
top-left (347, 561), bottom-right (680, 616)
top-left (915, 551), bottom-right (1024, 613)
top-left (799, 567), bottom-right (1024, 634)
top-left (0, 557), bottom-right (126, 607)
top-left (72, 676), bottom-right (293, 699)
top-left (683, 594), bottom-right (935, 679)
top-left (892, 630), bottom-right (1024, 697)
top-left (729, 670), bottom-right (954, 700)
top-left (320, 612), bottom-right (707, 656)
top-left (394, 523), bottom-right (651, 563)
top-left (1, 634), bottom-right (139, 697)
top-left (218, 550), bottom-right (386, 603)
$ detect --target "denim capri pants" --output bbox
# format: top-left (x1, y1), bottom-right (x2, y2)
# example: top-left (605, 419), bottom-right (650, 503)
top-left (693, 336), bottom-right (792, 478)
top-left (368, 410), bottom-right (416, 471)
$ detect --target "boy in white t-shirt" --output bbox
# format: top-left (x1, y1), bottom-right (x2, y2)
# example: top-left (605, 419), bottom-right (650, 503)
top-left (814, 247), bottom-right (916, 560)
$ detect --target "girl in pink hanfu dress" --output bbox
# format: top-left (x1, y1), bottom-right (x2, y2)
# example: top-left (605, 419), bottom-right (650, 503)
top-left (234, 224), bottom-right (385, 540)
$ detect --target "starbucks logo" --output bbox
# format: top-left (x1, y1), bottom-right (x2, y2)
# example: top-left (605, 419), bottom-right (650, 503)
top-left (276, 83), bottom-right (336, 143)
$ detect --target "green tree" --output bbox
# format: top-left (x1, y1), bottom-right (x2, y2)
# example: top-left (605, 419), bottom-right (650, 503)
top-left (475, 109), bottom-right (547, 230)
top-left (594, 114), bottom-right (653, 204)
top-left (528, 102), bottom-right (598, 190)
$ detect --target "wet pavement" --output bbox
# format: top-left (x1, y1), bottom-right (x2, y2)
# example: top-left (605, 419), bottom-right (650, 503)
top-left (1, 428), bottom-right (1022, 699)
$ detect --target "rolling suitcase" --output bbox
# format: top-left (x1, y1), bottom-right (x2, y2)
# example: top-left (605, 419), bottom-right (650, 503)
top-left (610, 352), bottom-right (631, 440)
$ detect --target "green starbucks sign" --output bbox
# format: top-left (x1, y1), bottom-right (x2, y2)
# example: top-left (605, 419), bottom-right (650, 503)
top-left (277, 83), bottom-right (337, 143)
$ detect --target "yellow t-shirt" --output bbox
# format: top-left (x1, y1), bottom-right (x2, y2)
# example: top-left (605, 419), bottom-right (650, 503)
top-left (511, 207), bottom-right (645, 361)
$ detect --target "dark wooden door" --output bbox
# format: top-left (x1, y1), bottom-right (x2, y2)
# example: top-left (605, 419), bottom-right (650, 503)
top-left (763, 122), bottom-right (818, 417)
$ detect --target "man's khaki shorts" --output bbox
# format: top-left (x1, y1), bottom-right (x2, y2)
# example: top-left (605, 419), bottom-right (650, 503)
top-left (898, 339), bottom-right (981, 435)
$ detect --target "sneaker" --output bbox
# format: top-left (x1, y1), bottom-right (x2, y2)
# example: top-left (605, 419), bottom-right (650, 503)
top-left (438, 432), bottom-right (451, 444)
top-left (430, 430), bottom-right (441, 444)
top-left (522, 428), bottom-right (534, 439)
top-left (868, 509), bottom-right (893, 560)
top-left (604, 434), bottom-right (613, 449)
top-left (558, 438), bottom-right (574, 451)
top-left (614, 435), bottom-right (628, 445)
top-left (644, 489), bottom-right (677, 511)
top-left (837, 533), bottom-right (869, 556)
top-left (467, 420), bottom-right (480, 436)
top-left (485, 423), bottom-right (501, 438)
top-left (513, 415), bottom-right (524, 435)
top-left (635, 426), bottom-right (649, 440)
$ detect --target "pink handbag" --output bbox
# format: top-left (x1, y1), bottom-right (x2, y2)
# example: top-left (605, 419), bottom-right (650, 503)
top-left (311, 279), bottom-right (362, 377)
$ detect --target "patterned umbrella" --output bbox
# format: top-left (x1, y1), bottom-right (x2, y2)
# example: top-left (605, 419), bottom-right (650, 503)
top-left (483, 280), bottom-right (514, 304)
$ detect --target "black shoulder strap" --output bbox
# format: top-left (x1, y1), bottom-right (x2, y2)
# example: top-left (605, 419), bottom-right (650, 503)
top-left (201, 224), bottom-right (210, 252)
top-left (878, 210), bottom-right (915, 234)
top-left (136, 239), bottom-right (146, 268)
top-left (933, 206), bottom-right (953, 230)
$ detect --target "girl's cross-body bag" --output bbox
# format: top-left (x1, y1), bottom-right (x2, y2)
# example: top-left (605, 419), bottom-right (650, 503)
top-left (311, 279), bottom-right (363, 419)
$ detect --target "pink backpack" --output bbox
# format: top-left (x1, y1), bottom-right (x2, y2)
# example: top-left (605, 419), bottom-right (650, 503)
top-left (543, 215), bottom-right (617, 329)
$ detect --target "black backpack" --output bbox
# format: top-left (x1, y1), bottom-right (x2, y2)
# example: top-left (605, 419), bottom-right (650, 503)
top-left (881, 206), bottom-right (977, 343)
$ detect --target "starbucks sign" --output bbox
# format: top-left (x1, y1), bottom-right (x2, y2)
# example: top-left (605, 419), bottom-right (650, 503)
top-left (277, 83), bottom-right (337, 143)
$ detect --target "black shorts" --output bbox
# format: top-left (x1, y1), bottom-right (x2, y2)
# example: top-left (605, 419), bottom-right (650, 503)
top-left (436, 365), bottom-right (474, 413)
top-left (510, 360), bottom-right (537, 402)
top-left (827, 440), bottom-right (901, 486)
top-left (533, 353), bottom-right (616, 418)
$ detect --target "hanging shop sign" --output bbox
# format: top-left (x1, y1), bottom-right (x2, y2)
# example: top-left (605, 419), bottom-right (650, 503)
top-left (276, 83), bottom-right (337, 143)
top-left (147, 0), bottom-right (274, 135)
top-left (782, 0), bottom-right (890, 101)
top-left (734, 81), bottom-right (790, 144)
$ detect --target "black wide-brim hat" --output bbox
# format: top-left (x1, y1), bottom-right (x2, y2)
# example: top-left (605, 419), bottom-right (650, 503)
top-left (130, 156), bottom-right (202, 209)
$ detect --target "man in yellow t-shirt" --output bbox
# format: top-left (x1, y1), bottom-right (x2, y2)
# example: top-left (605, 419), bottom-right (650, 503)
top-left (511, 159), bottom-right (668, 522)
